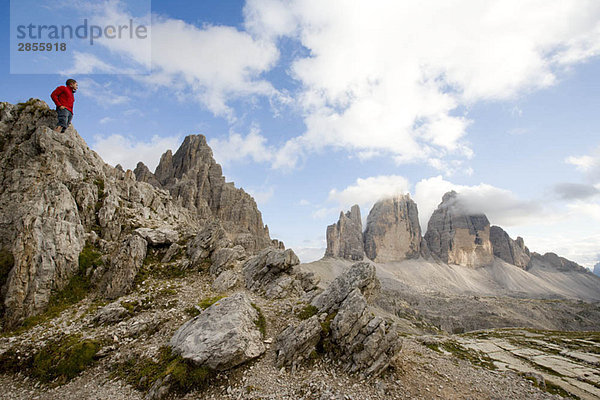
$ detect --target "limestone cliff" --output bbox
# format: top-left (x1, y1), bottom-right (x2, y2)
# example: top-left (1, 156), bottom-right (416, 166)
top-left (0, 99), bottom-right (272, 328)
top-left (325, 205), bottom-right (364, 260)
top-left (135, 135), bottom-right (272, 253)
top-left (489, 225), bottom-right (531, 269)
top-left (424, 191), bottom-right (493, 267)
top-left (363, 195), bottom-right (422, 262)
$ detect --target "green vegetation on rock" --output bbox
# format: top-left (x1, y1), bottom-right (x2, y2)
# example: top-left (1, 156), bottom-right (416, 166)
top-left (297, 304), bottom-right (318, 320)
top-left (0, 334), bottom-right (100, 385)
top-left (251, 303), bottom-right (267, 337)
top-left (112, 346), bottom-right (213, 395)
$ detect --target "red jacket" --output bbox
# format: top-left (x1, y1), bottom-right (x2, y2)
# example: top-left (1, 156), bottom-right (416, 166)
top-left (51, 85), bottom-right (75, 113)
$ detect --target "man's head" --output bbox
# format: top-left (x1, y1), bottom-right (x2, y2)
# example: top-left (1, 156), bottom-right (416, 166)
top-left (66, 79), bottom-right (78, 92)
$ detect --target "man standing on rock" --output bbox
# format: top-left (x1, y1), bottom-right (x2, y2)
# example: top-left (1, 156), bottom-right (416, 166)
top-left (50, 79), bottom-right (77, 133)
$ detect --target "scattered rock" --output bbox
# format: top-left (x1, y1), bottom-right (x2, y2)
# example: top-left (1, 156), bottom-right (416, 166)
top-left (93, 301), bottom-right (130, 325)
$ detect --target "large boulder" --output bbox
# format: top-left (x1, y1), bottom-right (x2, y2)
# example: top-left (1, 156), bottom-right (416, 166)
top-left (363, 195), bottom-right (422, 262)
top-left (489, 225), bottom-right (530, 269)
top-left (325, 204), bottom-right (364, 261)
top-left (424, 191), bottom-right (493, 267)
top-left (170, 292), bottom-right (265, 371)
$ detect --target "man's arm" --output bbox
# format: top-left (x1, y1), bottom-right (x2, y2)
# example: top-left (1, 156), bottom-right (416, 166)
top-left (50, 86), bottom-right (66, 108)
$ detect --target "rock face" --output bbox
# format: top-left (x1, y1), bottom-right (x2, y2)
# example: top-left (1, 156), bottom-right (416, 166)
top-left (170, 292), bottom-right (265, 371)
top-left (424, 191), bottom-right (493, 268)
top-left (243, 247), bottom-right (319, 299)
top-left (275, 262), bottom-right (400, 377)
top-left (489, 226), bottom-right (531, 269)
top-left (363, 195), bottom-right (421, 262)
top-left (134, 135), bottom-right (272, 253)
top-left (0, 100), bottom-right (195, 327)
top-left (594, 262), bottom-right (600, 277)
top-left (325, 205), bottom-right (364, 261)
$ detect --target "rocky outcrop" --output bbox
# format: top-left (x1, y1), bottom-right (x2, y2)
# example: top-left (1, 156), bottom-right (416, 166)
top-left (134, 135), bottom-right (272, 253)
top-left (95, 235), bottom-right (147, 299)
top-left (170, 292), bottom-right (265, 371)
top-left (489, 226), bottom-right (531, 269)
top-left (424, 191), bottom-right (493, 268)
top-left (363, 195), bottom-right (421, 262)
top-left (135, 227), bottom-right (179, 247)
top-left (243, 247), bottom-right (319, 299)
top-left (527, 252), bottom-right (591, 274)
top-left (133, 162), bottom-right (161, 187)
top-left (0, 100), bottom-right (196, 327)
top-left (275, 262), bottom-right (400, 377)
top-left (325, 205), bottom-right (364, 261)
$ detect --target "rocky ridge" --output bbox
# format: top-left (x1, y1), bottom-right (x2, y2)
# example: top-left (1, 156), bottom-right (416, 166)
top-left (0, 100), bottom-right (198, 327)
top-left (134, 135), bottom-right (271, 253)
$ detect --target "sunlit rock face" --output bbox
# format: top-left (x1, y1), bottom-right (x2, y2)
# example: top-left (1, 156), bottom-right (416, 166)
top-left (424, 191), bottom-right (493, 268)
top-left (325, 204), bottom-right (364, 261)
top-left (363, 195), bottom-right (422, 263)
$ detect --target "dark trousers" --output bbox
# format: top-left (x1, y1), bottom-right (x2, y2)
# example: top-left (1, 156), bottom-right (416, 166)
top-left (57, 107), bottom-right (73, 132)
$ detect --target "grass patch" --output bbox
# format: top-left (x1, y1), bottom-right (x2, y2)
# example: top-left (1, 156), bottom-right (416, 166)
top-left (134, 250), bottom-right (208, 286)
top-left (184, 306), bottom-right (201, 318)
top-left (316, 312), bottom-right (338, 355)
top-left (198, 295), bottom-right (225, 310)
top-left (0, 334), bottom-right (100, 385)
top-left (296, 304), bottom-right (318, 320)
top-left (112, 346), bottom-right (214, 395)
top-left (440, 341), bottom-right (497, 370)
top-left (251, 303), bottom-right (266, 337)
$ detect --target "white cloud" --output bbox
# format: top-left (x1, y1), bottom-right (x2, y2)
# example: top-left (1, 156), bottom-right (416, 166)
top-left (61, 52), bottom-right (119, 74)
top-left (89, 3), bottom-right (281, 119)
top-left (209, 127), bottom-right (273, 166)
top-left (77, 78), bottom-right (130, 106)
top-left (99, 117), bottom-right (115, 124)
top-left (244, 0), bottom-right (600, 168)
top-left (328, 175), bottom-right (410, 210)
top-left (566, 145), bottom-right (600, 182)
top-left (91, 134), bottom-right (181, 171)
top-left (414, 175), bottom-right (543, 230)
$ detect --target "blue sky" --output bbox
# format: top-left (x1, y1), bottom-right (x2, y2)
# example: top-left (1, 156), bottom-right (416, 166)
top-left (2, 0), bottom-right (599, 267)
